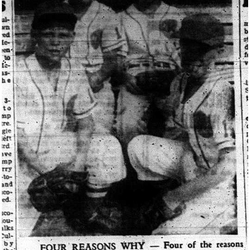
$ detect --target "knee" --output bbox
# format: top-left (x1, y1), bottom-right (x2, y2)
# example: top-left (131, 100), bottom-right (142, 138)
top-left (128, 135), bottom-right (144, 154)
top-left (93, 135), bottom-right (124, 158)
top-left (127, 135), bottom-right (147, 166)
top-left (88, 135), bottom-right (127, 185)
top-left (103, 135), bottom-right (122, 151)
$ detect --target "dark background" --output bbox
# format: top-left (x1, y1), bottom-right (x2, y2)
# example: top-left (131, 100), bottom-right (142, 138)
top-left (15, 0), bottom-right (232, 12)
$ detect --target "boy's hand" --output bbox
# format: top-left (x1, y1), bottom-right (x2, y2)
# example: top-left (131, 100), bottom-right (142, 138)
top-left (86, 71), bottom-right (104, 93)
top-left (126, 74), bottom-right (144, 95)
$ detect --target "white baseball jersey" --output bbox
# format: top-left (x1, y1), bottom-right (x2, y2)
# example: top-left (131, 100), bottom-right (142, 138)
top-left (16, 54), bottom-right (97, 166)
top-left (69, 0), bottom-right (127, 68)
top-left (115, 2), bottom-right (185, 145)
top-left (16, 54), bottom-right (126, 183)
top-left (128, 72), bottom-right (236, 234)
top-left (16, 55), bottom-right (126, 236)
top-left (16, 54), bottom-right (96, 236)
top-left (121, 2), bottom-right (185, 64)
top-left (168, 72), bottom-right (235, 171)
top-left (69, 1), bottom-right (127, 134)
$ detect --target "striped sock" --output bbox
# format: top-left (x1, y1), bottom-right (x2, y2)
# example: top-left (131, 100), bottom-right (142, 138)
top-left (86, 184), bottom-right (111, 198)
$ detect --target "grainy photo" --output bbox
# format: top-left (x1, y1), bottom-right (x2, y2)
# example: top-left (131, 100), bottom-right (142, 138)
top-left (14, 0), bottom-right (238, 237)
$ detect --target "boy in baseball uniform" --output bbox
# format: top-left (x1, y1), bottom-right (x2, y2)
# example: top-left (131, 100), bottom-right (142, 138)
top-left (116, 0), bottom-right (185, 145)
top-left (67, 0), bottom-right (127, 134)
top-left (128, 14), bottom-right (236, 234)
top-left (16, 1), bottom-right (126, 236)
top-left (83, 1), bottom-right (185, 234)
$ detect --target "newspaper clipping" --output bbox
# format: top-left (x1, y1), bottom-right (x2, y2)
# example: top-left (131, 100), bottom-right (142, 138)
top-left (1, 0), bottom-right (248, 249)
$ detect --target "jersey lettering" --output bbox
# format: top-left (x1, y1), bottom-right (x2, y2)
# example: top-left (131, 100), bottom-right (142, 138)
top-left (194, 111), bottom-right (213, 138)
top-left (90, 29), bottom-right (102, 50)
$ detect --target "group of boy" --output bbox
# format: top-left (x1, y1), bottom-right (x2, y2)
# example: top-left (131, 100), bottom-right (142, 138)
top-left (16, 0), bottom-right (236, 236)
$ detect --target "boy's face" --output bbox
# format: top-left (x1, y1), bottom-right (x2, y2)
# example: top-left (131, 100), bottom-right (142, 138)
top-left (36, 25), bottom-right (75, 63)
top-left (181, 43), bottom-right (217, 80)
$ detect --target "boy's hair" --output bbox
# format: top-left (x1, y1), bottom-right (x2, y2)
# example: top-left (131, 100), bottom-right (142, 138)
top-left (180, 14), bottom-right (224, 49)
top-left (32, 0), bottom-right (77, 31)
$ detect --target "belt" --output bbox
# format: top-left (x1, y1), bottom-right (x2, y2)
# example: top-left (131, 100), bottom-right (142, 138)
top-left (82, 64), bottom-right (102, 68)
top-left (127, 61), bottom-right (171, 70)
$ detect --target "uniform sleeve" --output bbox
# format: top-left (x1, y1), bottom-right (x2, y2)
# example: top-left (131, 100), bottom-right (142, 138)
top-left (72, 71), bottom-right (97, 119)
top-left (211, 80), bottom-right (235, 151)
top-left (101, 10), bottom-right (127, 57)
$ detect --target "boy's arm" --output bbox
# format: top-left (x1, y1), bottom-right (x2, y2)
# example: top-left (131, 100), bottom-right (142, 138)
top-left (87, 10), bottom-right (127, 92)
top-left (163, 81), bottom-right (236, 211)
top-left (69, 65), bottom-right (97, 171)
top-left (163, 148), bottom-right (235, 210)
top-left (17, 128), bottom-right (47, 175)
top-left (86, 49), bottom-right (121, 92)
top-left (71, 115), bottom-right (94, 171)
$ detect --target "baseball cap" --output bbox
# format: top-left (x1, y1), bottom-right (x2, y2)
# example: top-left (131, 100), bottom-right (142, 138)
top-left (180, 14), bottom-right (224, 48)
top-left (32, 0), bottom-right (77, 30)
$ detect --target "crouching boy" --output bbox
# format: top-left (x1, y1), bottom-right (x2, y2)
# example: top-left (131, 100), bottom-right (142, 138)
top-left (128, 14), bottom-right (236, 235)
top-left (16, 0), bottom-right (126, 236)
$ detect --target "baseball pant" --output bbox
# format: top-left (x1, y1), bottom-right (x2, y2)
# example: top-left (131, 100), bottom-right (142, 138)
top-left (18, 134), bottom-right (126, 236)
top-left (128, 135), bottom-right (236, 234)
top-left (31, 133), bottom-right (126, 190)
top-left (85, 134), bottom-right (127, 197)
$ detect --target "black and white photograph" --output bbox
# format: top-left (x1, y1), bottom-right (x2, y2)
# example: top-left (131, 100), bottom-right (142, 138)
top-left (1, 0), bottom-right (248, 247)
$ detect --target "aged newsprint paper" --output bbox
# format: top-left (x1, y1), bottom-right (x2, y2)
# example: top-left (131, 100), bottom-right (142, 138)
top-left (1, 0), bottom-right (249, 249)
